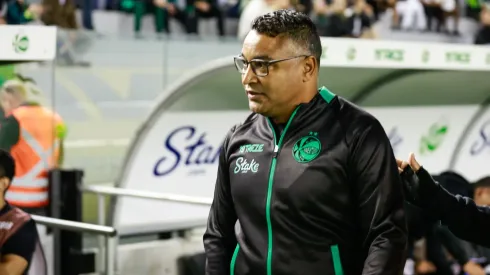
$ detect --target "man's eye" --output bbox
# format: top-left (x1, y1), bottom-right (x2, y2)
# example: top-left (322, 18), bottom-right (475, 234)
top-left (253, 61), bottom-right (267, 69)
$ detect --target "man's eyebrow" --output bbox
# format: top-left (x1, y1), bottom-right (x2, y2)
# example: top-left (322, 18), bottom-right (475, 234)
top-left (240, 53), bottom-right (272, 61)
top-left (251, 55), bottom-right (272, 60)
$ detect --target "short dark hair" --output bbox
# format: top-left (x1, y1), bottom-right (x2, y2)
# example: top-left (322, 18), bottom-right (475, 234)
top-left (0, 149), bottom-right (15, 183)
top-left (251, 9), bottom-right (322, 65)
top-left (474, 176), bottom-right (490, 188)
top-left (433, 171), bottom-right (470, 197)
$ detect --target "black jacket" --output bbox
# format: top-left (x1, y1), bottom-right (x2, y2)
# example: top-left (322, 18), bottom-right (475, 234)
top-left (404, 167), bottom-right (490, 248)
top-left (203, 87), bottom-right (408, 275)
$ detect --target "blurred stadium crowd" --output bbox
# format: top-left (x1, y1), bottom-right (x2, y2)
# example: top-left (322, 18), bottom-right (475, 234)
top-left (0, 0), bottom-right (490, 44)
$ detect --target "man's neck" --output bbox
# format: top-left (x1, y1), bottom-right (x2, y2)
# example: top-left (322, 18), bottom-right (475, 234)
top-left (272, 86), bottom-right (318, 124)
top-left (0, 199), bottom-right (6, 210)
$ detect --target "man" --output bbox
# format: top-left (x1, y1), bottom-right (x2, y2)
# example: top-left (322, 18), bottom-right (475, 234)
top-left (459, 177), bottom-right (490, 268)
top-left (398, 153), bottom-right (490, 248)
top-left (0, 149), bottom-right (46, 275)
top-left (4, 0), bottom-right (44, 25)
top-left (0, 80), bottom-right (66, 214)
top-left (203, 9), bottom-right (408, 275)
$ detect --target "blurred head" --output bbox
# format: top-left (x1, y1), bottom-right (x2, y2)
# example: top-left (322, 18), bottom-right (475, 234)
top-left (473, 177), bottom-right (490, 206)
top-left (0, 150), bottom-right (15, 199)
top-left (0, 80), bottom-right (28, 114)
top-left (481, 8), bottom-right (490, 26)
top-left (434, 171), bottom-right (471, 197)
top-left (236, 9), bottom-right (322, 122)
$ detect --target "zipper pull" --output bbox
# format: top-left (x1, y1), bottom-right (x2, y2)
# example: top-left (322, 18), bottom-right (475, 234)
top-left (273, 145), bottom-right (279, 158)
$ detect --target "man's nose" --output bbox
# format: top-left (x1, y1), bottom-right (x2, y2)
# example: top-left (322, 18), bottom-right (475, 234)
top-left (241, 66), bottom-right (257, 85)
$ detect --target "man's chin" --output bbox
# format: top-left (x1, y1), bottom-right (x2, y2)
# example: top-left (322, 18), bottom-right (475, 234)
top-left (248, 102), bottom-right (265, 114)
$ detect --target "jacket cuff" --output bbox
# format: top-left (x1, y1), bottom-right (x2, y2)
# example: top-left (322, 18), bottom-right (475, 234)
top-left (415, 166), bottom-right (440, 202)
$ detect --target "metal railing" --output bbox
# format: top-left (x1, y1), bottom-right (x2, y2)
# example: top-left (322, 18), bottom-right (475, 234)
top-left (81, 184), bottom-right (212, 273)
top-left (32, 215), bottom-right (118, 275)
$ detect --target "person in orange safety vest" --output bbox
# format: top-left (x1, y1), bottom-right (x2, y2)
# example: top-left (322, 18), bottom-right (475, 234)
top-left (0, 79), bottom-right (66, 213)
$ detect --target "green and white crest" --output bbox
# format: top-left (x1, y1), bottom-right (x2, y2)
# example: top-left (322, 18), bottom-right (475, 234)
top-left (13, 33), bottom-right (29, 54)
top-left (292, 132), bottom-right (321, 163)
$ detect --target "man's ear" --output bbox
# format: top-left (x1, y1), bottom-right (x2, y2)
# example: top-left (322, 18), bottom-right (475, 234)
top-left (303, 56), bottom-right (317, 82)
top-left (0, 177), bottom-right (10, 194)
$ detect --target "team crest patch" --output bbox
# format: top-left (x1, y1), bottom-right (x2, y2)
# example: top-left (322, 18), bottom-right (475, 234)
top-left (292, 132), bottom-right (321, 163)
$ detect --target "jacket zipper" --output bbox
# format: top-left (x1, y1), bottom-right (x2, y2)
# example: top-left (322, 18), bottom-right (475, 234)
top-left (264, 106), bottom-right (300, 275)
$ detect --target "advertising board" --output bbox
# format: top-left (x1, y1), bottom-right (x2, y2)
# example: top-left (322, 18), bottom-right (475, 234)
top-left (451, 107), bottom-right (490, 183)
top-left (368, 105), bottom-right (479, 175)
top-left (114, 111), bottom-right (250, 234)
top-left (0, 26), bottom-right (56, 61)
top-left (115, 105), bottom-right (484, 234)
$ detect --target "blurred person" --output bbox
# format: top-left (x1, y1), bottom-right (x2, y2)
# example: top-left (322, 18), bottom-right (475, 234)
top-left (440, 0), bottom-right (459, 35)
top-left (221, 0), bottom-right (241, 19)
top-left (404, 173), bottom-right (485, 275)
top-left (471, 177), bottom-right (490, 207)
top-left (186, 0), bottom-right (226, 37)
top-left (465, 0), bottom-right (483, 22)
top-left (238, 0), bottom-right (290, 40)
top-left (41, 0), bottom-right (77, 29)
top-left (132, 0), bottom-right (188, 34)
top-left (291, 0), bottom-right (312, 14)
top-left (41, 0), bottom-right (91, 66)
top-left (474, 7), bottom-right (490, 44)
top-left (4, 0), bottom-right (43, 25)
top-left (422, 0), bottom-right (443, 32)
top-left (458, 177), bottom-right (490, 274)
top-left (1, 0), bottom-right (8, 24)
top-left (349, 0), bottom-right (376, 38)
top-left (426, 172), bottom-right (485, 275)
top-left (80, 0), bottom-right (94, 30)
top-left (204, 9), bottom-right (407, 275)
top-left (0, 149), bottom-right (47, 275)
top-left (312, 0), bottom-right (343, 35)
top-left (459, 177), bottom-right (490, 272)
top-left (154, 0), bottom-right (188, 34)
top-left (319, 0), bottom-right (375, 38)
top-left (395, 0), bottom-right (426, 31)
top-left (0, 80), bottom-right (66, 215)
top-left (382, 0), bottom-right (400, 29)
top-left (398, 153), bottom-right (490, 248)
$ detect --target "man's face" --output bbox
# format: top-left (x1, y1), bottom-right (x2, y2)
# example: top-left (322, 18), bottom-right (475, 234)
top-left (0, 177), bottom-right (10, 198)
top-left (0, 92), bottom-right (14, 114)
top-left (474, 187), bottom-right (490, 206)
top-left (240, 31), bottom-right (306, 119)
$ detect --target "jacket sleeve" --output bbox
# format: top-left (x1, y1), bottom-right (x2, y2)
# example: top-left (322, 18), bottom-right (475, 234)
top-left (350, 119), bottom-right (408, 275)
top-left (203, 126), bottom-right (238, 275)
top-left (433, 224), bottom-right (469, 267)
top-left (416, 168), bottom-right (490, 248)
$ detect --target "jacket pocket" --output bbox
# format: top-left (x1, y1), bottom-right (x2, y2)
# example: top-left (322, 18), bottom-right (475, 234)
top-left (230, 243), bottom-right (240, 275)
top-left (330, 244), bottom-right (344, 275)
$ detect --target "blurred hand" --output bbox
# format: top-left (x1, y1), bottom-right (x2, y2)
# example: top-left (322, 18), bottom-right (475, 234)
top-left (398, 152), bottom-right (421, 172)
top-left (28, 3), bottom-right (44, 16)
top-left (153, 0), bottom-right (166, 7)
top-left (408, 152), bottom-right (421, 172)
top-left (464, 261), bottom-right (486, 275)
top-left (331, 0), bottom-right (346, 13)
top-left (416, 260), bottom-right (436, 274)
top-left (0, 17), bottom-right (6, 25)
top-left (397, 152), bottom-right (422, 203)
top-left (195, 1), bottom-right (210, 12)
top-left (154, 0), bottom-right (177, 14)
top-left (354, 0), bottom-right (366, 13)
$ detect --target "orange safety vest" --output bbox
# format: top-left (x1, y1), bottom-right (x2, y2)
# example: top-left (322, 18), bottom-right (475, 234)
top-left (5, 106), bottom-right (63, 208)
